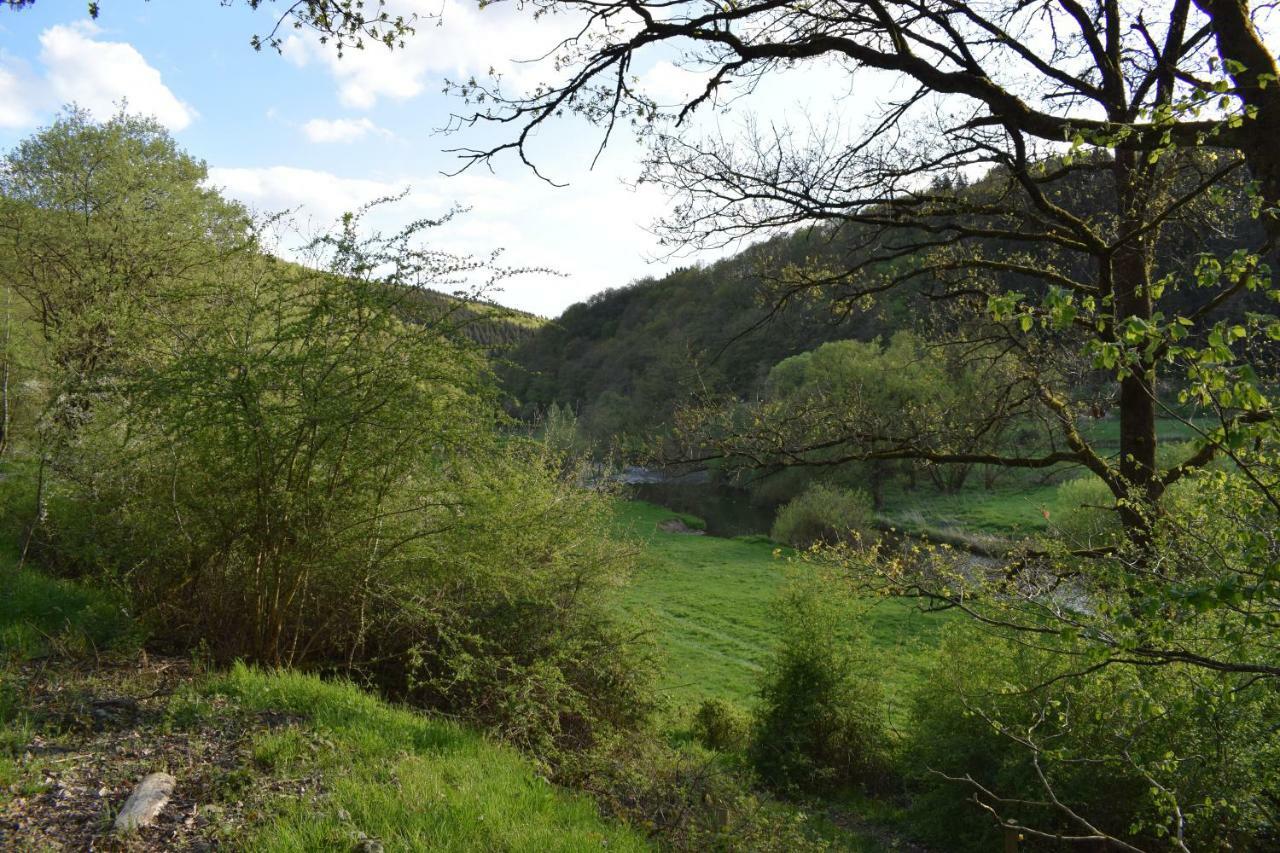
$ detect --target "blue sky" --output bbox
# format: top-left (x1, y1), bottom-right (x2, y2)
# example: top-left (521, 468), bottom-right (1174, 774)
top-left (0, 0), bottom-right (776, 315)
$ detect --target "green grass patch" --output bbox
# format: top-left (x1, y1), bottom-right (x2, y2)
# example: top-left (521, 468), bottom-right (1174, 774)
top-left (879, 480), bottom-right (1061, 539)
top-left (1077, 414), bottom-right (1213, 449)
top-left (874, 416), bottom-right (1216, 540)
top-left (616, 501), bottom-right (947, 709)
top-left (0, 563), bottom-right (135, 810)
top-left (0, 680), bottom-right (35, 799)
top-left (0, 506), bottom-right (139, 663)
top-left (0, 567), bottom-right (140, 661)
top-left (210, 664), bottom-right (650, 852)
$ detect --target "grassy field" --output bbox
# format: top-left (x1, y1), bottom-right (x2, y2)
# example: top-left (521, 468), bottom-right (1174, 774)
top-left (615, 501), bottom-right (948, 711)
top-left (879, 480), bottom-right (1060, 539)
top-left (873, 416), bottom-right (1216, 540)
top-left (614, 418), bottom-right (1217, 713)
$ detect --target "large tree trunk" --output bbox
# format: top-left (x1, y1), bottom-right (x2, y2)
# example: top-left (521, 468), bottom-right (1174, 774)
top-left (1198, 0), bottom-right (1280, 243)
top-left (1111, 150), bottom-right (1160, 542)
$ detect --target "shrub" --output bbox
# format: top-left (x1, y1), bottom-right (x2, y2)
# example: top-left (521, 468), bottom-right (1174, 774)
top-left (770, 484), bottom-right (874, 548)
top-left (903, 627), bottom-right (1280, 851)
top-left (539, 401), bottom-right (589, 462)
top-left (387, 447), bottom-right (657, 753)
top-left (30, 246), bottom-right (491, 663)
top-left (1051, 476), bottom-right (1121, 548)
top-left (1052, 465), bottom-right (1222, 550)
top-left (692, 698), bottom-right (751, 753)
top-left (564, 734), bottom-right (834, 852)
top-left (17, 219), bottom-right (654, 753)
top-left (749, 578), bottom-right (889, 793)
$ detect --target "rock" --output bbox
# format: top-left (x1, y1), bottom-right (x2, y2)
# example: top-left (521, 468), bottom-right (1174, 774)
top-left (114, 772), bottom-right (176, 832)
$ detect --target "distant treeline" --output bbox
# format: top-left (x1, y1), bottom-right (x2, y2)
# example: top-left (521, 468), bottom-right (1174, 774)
top-left (503, 156), bottom-right (1268, 444)
top-left (502, 228), bottom-right (909, 443)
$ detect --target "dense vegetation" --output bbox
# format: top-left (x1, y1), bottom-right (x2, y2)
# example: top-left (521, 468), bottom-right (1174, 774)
top-left (403, 285), bottom-right (544, 350)
top-left (504, 161), bottom-right (1263, 452)
top-left (7, 0), bottom-right (1280, 847)
top-left (0, 109), bottom-right (891, 851)
top-left (0, 567), bottom-right (650, 851)
top-left (489, 21), bottom-right (1280, 842)
top-left (0, 108), bottom-right (647, 752)
top-left (502, 228), bottom-right (909, 444)
top-left (6, 105), bottom-right (1279, 852)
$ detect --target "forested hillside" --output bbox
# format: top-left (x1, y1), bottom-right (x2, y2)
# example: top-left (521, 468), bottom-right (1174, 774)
top-left (401, 285), bottom-right (544, 349)
top-left (503, 228), bottom-right (908, 441)
top-left (505, 156), bottom-right (1268, 444)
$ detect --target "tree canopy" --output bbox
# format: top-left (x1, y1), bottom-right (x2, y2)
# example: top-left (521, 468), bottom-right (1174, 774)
top-left (0, 107), bottom-right (252, 400)
top-left (462, 0), bottom-right (1280, 544)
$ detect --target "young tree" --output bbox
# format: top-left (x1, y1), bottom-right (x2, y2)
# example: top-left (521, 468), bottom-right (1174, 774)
top-left (0, 106), bottom-right (251, 399)
top-left (756, 332), bottom-right (1027, 499)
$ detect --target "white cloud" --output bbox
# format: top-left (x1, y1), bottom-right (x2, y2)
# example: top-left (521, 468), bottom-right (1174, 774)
top-left (637, 61), bottom-right (711, 106)
top-left (0, 57), bottom-right (40, 128)
top-left (0, 22), bottom-right (195, 132)
top-left (301, 116), bottom-right (390, 143)
top-left (205, 163), bottom-right (687, 316)
top-left (207, 166), bottom-right (443, 223)
top-left (38, 22), bottom-right (196, 130)
top-left (279, 35), bottom-right (311, 68)
top-left (291, 0), bottom-right (580, 110)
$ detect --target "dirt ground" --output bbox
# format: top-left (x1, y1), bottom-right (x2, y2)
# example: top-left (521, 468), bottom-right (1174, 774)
top-left (0, 654), bottom-right (308, 851)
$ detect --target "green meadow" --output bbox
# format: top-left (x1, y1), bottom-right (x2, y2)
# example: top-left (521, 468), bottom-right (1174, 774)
top-left (615, 501), bottom-right (949, 711)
